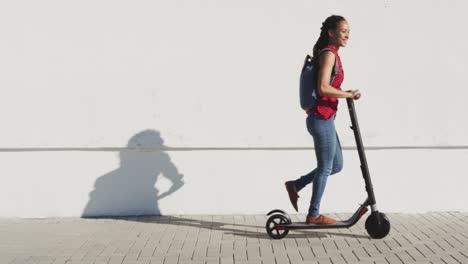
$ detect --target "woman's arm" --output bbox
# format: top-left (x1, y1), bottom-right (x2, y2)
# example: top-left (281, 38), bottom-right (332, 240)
top-left (317, 51), bottom-right (359, 99)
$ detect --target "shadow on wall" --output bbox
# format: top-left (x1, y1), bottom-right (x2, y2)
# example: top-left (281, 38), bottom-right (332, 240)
top-left (82, 129), bottom-right (184, 217)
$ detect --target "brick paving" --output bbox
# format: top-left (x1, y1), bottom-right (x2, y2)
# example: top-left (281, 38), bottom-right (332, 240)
top-left (1, 212), bottom-right (467, 264)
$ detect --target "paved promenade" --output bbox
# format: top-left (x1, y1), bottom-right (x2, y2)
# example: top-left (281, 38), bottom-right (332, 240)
top-left (1, 212), bottom-right (467, 264)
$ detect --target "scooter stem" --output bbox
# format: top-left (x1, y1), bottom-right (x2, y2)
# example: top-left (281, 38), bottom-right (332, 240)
top-left (346, 99), bottom-right (378, 211)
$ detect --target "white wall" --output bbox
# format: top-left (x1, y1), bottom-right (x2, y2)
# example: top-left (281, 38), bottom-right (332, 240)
top-left (1, 0), bottom-right (467, 217)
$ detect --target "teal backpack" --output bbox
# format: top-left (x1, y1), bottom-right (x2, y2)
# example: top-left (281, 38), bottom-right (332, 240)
top-left (299, 48), bottom-right (338, 110)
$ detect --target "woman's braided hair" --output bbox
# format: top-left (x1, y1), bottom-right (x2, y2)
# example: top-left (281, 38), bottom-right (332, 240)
top-left (313, 15), bottom-right (346, 58)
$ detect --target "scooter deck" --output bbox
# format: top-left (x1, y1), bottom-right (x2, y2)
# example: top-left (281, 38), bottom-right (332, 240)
top-left (268, 205), bottom-right (368, 231)
top-left (277, 220), bottom-right (353, 230)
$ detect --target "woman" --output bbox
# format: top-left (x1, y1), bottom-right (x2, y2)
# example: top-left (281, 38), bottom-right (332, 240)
top-left (285, 15), bottom-right (361, 225)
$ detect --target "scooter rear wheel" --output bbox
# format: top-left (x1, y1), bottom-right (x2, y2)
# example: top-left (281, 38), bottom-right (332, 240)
top-left (266, 214), bottom-right (290, 239)
top-left (365, 212), bottom-right (390, 239)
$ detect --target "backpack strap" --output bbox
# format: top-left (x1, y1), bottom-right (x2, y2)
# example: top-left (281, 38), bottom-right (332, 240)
top-left (313, 48), bottom-right (339, 97)
top-left (317, 48), bottom-right (339, 81)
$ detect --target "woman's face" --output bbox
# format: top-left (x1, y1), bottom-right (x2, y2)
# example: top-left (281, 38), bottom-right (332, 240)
top-left (329, 20), bottom-right (350, 48)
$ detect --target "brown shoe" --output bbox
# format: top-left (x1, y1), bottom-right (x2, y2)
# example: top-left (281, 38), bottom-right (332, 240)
top-left (306, 215), bottom-right (337, 225)
top-left (285, 181), bottom-right (299, 212)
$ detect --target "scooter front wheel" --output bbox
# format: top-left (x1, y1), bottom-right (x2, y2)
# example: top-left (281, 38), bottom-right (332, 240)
top-left (365, 212), bottom-right (390, 239)
top-left (266, 214), bottom-right (290, 239)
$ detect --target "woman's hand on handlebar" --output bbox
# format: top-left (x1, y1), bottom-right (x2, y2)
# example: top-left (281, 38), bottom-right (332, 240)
top-left (346, 90), bottom-right (361, 100)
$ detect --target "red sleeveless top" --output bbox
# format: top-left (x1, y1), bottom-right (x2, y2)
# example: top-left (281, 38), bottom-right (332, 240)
top-left (312, 44), bottom-right (344, 120)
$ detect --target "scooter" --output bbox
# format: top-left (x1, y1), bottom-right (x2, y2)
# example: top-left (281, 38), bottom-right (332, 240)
top-left (265, 98), bottom-right (390, 239)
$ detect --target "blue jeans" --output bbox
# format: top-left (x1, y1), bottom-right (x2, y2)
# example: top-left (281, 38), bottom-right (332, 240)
top-left (294, 113), bottom-right (343, 217)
